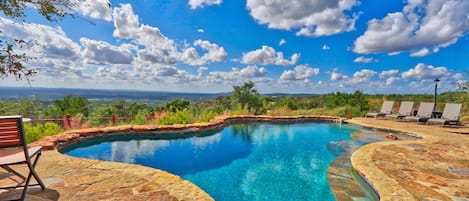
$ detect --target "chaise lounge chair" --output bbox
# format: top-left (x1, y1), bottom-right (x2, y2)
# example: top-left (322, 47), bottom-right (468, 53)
top-left (385, 101), bottom-right (414, 120)
top-left (403, 102), bottom-right (434, 123)
top-left (0, 116), bottom-right (45, 200)
top-left (427, 103), bottom-right (462, 126)
top-left (365, 100), bottom-right (394, 118)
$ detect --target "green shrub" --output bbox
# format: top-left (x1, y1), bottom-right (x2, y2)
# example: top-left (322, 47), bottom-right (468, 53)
top-left (230, 106), bottom-right (252, 115)
top-left (197, 110), bottom-right (218, 122)
top-left (131, 110), bottom-right (149, 125)
top-left (266, 106), bottom-right (291, 116)
top-left (158, 110), bottom-right (194, 125)
top-left (290, 106), bottom-right (348, 117)
top-left (24, 122), bottom-right (63, 144)
top-left (89, 106), bottom-right (113, 126)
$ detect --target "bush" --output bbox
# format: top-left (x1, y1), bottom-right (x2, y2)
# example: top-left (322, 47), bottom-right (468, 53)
top-left (230, 104), bottom-right (252, 115)
top-left (197, 110), bottom-right (218, 122)
top-left (131, 110), bottom-right (150, 125)
top-left (290, 106), bottom-right (348, 117)
top-left (266, 106), bottom-right (291, 116)
top-left (24, 122), bottom-right (63, 144)
top-left (158, 110), bottom-right (194, 125)
top-left (89, 106), bottom-right (113, 126)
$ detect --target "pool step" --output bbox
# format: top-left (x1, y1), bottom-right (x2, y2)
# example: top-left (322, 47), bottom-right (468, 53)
top-left (327, 152), bottom-right (377, 201)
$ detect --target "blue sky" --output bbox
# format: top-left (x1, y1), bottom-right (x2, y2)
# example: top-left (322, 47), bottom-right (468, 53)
top-left (1, 0), bottom-right (468, 94)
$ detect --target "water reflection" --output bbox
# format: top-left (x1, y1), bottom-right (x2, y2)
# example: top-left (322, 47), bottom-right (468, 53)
top-left (64, 122), bottom-right (367, 201)
top-left (65, 127), bottom-right (254, 175)
top-left (111, 140), bottom-right (170, 163)
top-left (231, 124), bottom-right (255, 142)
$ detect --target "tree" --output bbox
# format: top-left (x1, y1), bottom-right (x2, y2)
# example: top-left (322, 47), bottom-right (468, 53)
top-left (0, 1), bottom-right (76, 21)
top-left (231, 81), bottom-right (265, 115)
top-left (0, 39), bottom-right (36, 81)
top-left (44, 95), bottom-right (90, 118)
top-left (0, 0), bottom-right (79, 81)
top-left (17, 98), bottom-right (43, 119)
top-left (164, 99), bottom-right (190, 112)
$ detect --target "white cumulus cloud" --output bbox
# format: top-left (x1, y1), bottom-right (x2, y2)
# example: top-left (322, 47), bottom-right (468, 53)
top-left (379, 69), bottom-right (399, 79)
top-left (182, 40), bottom-right (227, 66)
top-left (330, 69), bottom-right (348, 81)
top-left (206, 66), bottom-right (268, 83)
top-left (354, 0), bottom-right (469, 54)
top-left (279, 39), bottom-right (286, 46)
top-left (112, 4), bottom-right (180, 65)
top-left (353, 56), bottom-right (376, 63)
top-left (386, 77), bottom-right (400, 86)
top-left (0, 17), bottom-right (80, 60)
top-left (112, 4), bottom-right (140, 39)
top-left (410, 48), bottom-right (430, 57)
top-left (78, 0), bottom-right (113, 21)
top-left (246, 0), bottom-right (360, 37)
top-left (401, 63), bottom-right (451, 80)
top-left (280, 65), bottom-right (320, 82)
top-left (350, 69), bottom-right (377, 84)
top-left (80, 38), bottom-right (133, 64)
top-left (189, 0), bottom-right (222, 9)
top-left (241, 45), bottom-right (300, 66)
top-left (34, 58), bottom-right (91, 80)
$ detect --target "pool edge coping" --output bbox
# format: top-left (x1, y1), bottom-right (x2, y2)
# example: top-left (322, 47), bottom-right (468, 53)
top-left (30, 115), bottom-right (342, 200)
top-left (31, 115), bottom-right (343, 151)
top-left (347, 118), bottom-right (441, 201)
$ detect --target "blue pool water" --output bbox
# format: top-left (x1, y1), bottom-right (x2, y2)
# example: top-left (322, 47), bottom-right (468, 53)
top-left (63, 122), bottom-right (364, 201)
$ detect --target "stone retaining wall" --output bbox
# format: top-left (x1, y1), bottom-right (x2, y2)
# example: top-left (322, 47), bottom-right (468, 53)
top-left (31, 115), bottom-right (342, 150)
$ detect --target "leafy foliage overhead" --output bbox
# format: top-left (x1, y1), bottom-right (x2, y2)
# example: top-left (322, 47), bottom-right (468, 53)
top-left (0, 0), bottom-right (79, 81)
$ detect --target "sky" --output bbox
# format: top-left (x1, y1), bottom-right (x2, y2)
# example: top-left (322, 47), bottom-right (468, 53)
top-left (1, 0), bottom-right (469, 94)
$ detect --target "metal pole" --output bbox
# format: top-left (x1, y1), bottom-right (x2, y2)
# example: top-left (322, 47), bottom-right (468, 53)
top-left (434, 78), bottom-right (439, 112)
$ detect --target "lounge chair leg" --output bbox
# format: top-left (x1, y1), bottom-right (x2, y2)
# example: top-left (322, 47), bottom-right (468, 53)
top-left (20, 152), bottom-right (46, 200)
top-left (1, 165), bottom-right (26, 180)
top-left (30, 152), bottom-right (46, 190)
top-left (21, 168), bottom-right (33, 200)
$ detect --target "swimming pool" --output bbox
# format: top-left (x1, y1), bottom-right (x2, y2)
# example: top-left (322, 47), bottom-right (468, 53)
top-left (62, 122), bottom-right (380, 200)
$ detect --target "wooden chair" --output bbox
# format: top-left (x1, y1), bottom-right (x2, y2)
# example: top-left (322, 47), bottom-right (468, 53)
top-left (0, 116), bottom-right (45, 200)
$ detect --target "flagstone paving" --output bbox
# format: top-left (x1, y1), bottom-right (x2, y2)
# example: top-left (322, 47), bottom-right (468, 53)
top-left (0, 150), bottom-right (213, 201)
top-left (349, 118), bottom-right (469, 201)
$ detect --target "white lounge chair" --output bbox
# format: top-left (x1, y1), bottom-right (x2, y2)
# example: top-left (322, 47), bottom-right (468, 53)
top-left (365, 100), bottom-right (394, 118)
top-left (385, 101), bottom-right (414, 120)
top-left (427, 103), bottom-right (462, 126)
top-left (404, 102), bottom-right (434, 122)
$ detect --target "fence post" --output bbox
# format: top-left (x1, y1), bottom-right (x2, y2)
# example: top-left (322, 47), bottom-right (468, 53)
top-left (111, 113), bottom-right (116, 125)
top-left (397, 100), bottom-right (401, 112)
top-left (63, 114), bottom-right (71, 130)
top-left (148, 112), bottom-right (153, 121)
top-left (154, 111), bottom-right (159, 120)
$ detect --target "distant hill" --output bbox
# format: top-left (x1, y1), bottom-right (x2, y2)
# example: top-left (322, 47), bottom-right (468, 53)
top-left (0, 87), bottom-right (319, 103)
top-left (0, 87), bottom-right (228, 102)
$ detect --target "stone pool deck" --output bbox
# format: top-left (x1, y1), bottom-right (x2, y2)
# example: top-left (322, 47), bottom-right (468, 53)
top-left (349, 118), bottom-right (469, 201)
top-left (1, 115), bottom-right (468, 200)
top-left (0, 150), bottom-right (212, 201)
